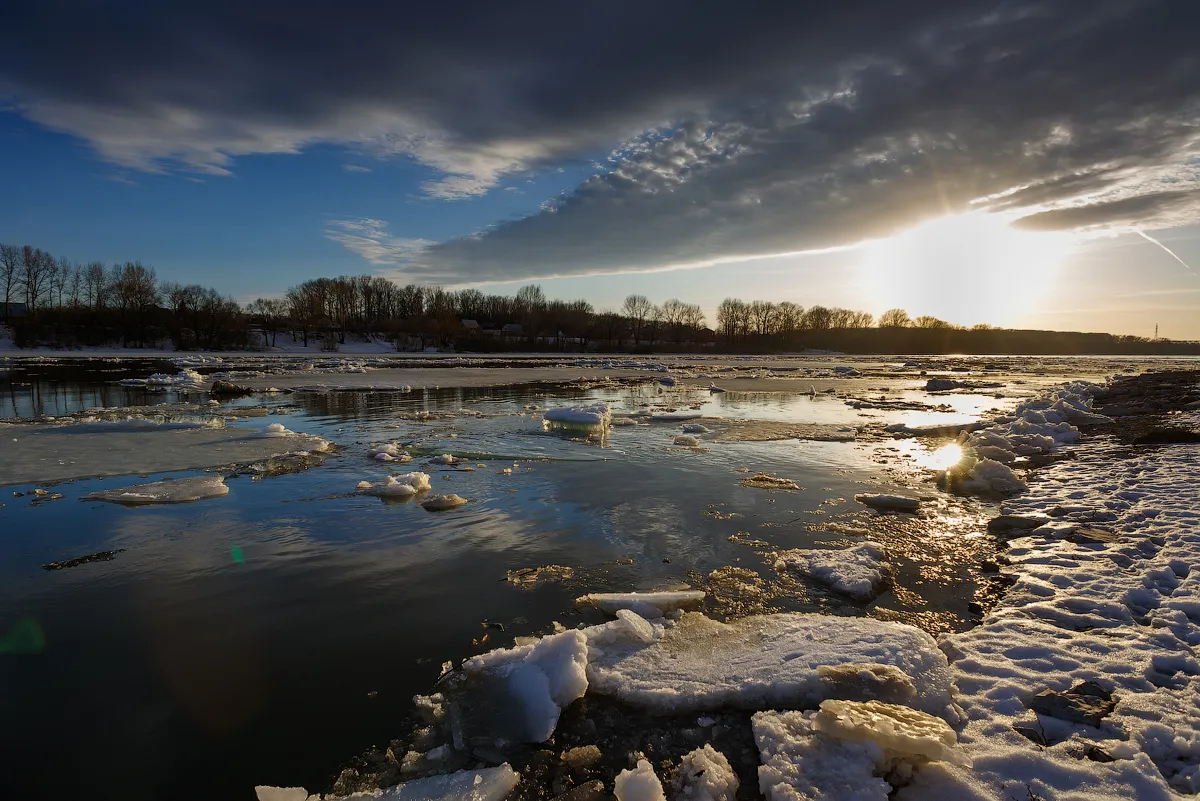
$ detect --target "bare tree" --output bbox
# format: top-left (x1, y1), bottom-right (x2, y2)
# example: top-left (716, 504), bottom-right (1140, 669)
top-left (20, 246), bottom-right (52, 311)
top-left (913, 315), bottom-right (955, 329)
top-left (622, 294), bottom-right (653, 344)
top-left (878, 308), bottom-right (912, 328)
top-left (0, 244), bottom-right (19, 319)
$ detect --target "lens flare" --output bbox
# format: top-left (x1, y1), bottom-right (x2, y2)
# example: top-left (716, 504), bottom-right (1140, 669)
top-left (927, 442), bottom-right (964, 471)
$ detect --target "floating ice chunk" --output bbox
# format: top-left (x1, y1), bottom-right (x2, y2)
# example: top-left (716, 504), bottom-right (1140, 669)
top-left (368, 443), bottom-right (411, 463)
top-left (944, 458), bottom-right (1027, 496)
top-left (673, 435), bottom-right (701, 447)
top-left (430, 453), bottom-right (457, 465)
top-left (854, 493), bottom-right (920, 511)
top-left (262, 422), bottom-right (293, 437)
top-left (615, 609), bottom-right (657, 643)
top-left (813, 699), bottom-right (969, 766)
top-left (421, 493), bottom-right (468, 511)
top-left (462, 630), bottom-right (588, 742)
top-left (254, 787), bottom-right (310, 801)
top-left (753, 710), bottom-right (890, 801)
top-left (659, 376), bottom-right (676, 386)
top-left (586, 612), bottom-right (955, 716)
top-left (676, 744), bottom-right (739, 801)
top-left (775, 543), bottom-right (889, 601)
top-left (118, 368), bottom-right (206, 390)
top-left (576, 590), bottom-right (706, 619)
top-left (614, 759), bottom-right (666, 801)
top-left (357, 472), bottom-right (432, 498)
top-left (649, 411), bottom-right (703, 422)
top-left (83, 475), bottom-right (229, 505)
top-left (544, 403), bottom-right (611, 427)
top-left (681, 423), bottom-right (710, 434)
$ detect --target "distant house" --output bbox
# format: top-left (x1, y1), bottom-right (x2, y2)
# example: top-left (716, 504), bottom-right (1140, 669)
top-left (461, 319), bottom-right (480, 330)
top-left (501, 323), bottom-right (523, 336)
top-left (1, 302), bottom-right (27, 318)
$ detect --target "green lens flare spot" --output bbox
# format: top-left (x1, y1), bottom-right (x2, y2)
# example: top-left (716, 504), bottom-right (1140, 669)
top-left (0, 616), bottom-right (47, 655)
top-left (231, 546), bottom-right (245, 565)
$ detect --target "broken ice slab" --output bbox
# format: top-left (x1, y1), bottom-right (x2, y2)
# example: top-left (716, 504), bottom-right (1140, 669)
top-left (254, 763), bottom-right (520, 801)
top-left (575, 590), bottom-right (706, 618)
top-left (586, 612), bottom-right (957, 717)
top-left (0, 420), bottom-right (330, 486)
top-left (83, 475), bottom-right (230, 505)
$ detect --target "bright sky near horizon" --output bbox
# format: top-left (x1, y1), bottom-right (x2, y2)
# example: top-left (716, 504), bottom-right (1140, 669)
top-left (1, 1), bottom-right (1198, 338)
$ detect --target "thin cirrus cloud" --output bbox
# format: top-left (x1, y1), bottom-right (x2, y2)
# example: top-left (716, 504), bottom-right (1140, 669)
top-left (1, 0), bottom-right (1197, 284)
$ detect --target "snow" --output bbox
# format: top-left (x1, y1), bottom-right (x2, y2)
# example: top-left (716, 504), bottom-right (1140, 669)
top-left (676, 744), bottom-right (740, 801)
top-left (356, 472), bottom-right (432, 498)
top-left (461, 630), bottom-right (590, 742)
top-left (543, 402), bottom-right (612, 427)
top-left (421, 493), bottom-right (468, 511)
top-left (614, 759), bottom-right (666, 801)
top-left (585, 611), bottom-right (958, 717)
top-left (673, 434), bottom-right (701, 447)
top-left (775, 543), bottom-right (889, 601)
top-left (256, 764), bottom-right (520, 800)
top-left (854, 493), bottom-right (920, 511)
top-left (575, 590), bottom-right (707, 618)
top-left (82, 475), bottom-right (229, 505)
top-left (932, 411), bottom-right (1200, 799)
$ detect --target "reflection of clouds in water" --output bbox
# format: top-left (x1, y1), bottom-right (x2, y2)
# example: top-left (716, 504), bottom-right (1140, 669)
top-left (607, 498), bottom-right (729, 572)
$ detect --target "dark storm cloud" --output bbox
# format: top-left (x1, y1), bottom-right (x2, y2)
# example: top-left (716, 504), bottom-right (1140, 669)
top-left (2, 0), bottom-right (1197, 280)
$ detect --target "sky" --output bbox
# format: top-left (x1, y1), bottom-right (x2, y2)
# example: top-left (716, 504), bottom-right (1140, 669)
top-left (1, 0), bottom-right (1198, 338)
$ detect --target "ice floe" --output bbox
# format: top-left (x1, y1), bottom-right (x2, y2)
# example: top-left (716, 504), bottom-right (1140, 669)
top-left (82, 475), bottom-right (230, 505)
top-left (118, 368), bottom-right (207, 391)
top-left (460, 630), bottom-right (590, 742)
top-left (575, 590), bottom-right (706, 618)
top-left (673, 434), bottom-right (701, 447)
top-left (356, 472), bottom-right (432, 498)
top-left (584, 612), bottom-right (957, 717)
top-left (543, 403), bottom-right (611, 427)
top-left (421, 493), bottom-right (468, 511)
top-left (775, 543), bottom-right (890, 601)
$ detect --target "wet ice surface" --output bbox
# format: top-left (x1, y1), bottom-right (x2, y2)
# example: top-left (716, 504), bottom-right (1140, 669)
top-left (0, 355), bottom-right (1190, 801)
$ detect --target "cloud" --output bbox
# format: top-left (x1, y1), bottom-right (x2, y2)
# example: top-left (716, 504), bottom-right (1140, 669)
top-left (3, 0), bottom-right (1199, 280)
top-left (324, 218), bottom-right (435, 264)
top-left (342, 164), bottom-right (371, 174)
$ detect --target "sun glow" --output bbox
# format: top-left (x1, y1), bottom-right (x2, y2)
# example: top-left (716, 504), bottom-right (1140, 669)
top-left (860, 211), bottom-right (1076, 327)
top-left (926, 442), bottom-right (965, 471)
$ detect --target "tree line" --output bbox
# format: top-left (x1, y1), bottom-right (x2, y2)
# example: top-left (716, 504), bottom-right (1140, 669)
top-left (2, 240), bottom-right (1196, 355)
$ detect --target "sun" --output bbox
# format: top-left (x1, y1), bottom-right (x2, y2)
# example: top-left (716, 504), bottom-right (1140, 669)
top-left (859, 211), bottom-right (1076, 327)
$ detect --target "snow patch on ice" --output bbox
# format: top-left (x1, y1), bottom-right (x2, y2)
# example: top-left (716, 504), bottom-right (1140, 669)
top-left (544, 403), bottom-right (611, 427)
top-left (676, 744), bottom-right (739, 801)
